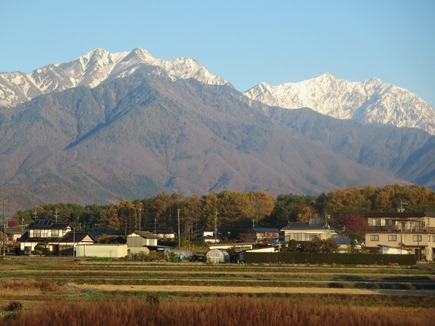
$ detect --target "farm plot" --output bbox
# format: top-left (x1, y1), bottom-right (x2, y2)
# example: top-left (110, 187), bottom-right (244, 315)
top-left (1, 257), bottom-right (435, 325)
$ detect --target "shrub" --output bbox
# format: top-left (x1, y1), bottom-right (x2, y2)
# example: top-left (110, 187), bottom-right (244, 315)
top-left (5, 301), bottom-right (22, 312)
top-left (244, 252), bottom-right (417, 265)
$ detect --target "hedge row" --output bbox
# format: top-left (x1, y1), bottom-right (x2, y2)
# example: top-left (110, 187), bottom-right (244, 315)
top-left (244, 252), bottom-right (417, 265)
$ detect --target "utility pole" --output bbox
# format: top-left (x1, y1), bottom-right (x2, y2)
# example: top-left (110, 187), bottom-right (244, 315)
top-left (214, 209), bottom-right (218, 244)
top-left (2, 200), bottom-right (5, 256)
top-left (73, 215), bottom-right (78, 257)
top-left (177, 209), bottom-right (181, 250)
top-left (54, 209), bottom-right (59, 222)
top-left (138, 206), bottom-right (142, 231)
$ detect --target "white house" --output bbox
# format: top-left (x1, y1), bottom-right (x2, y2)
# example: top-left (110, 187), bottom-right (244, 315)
top-left (281, 218), bottom-right (337, 242)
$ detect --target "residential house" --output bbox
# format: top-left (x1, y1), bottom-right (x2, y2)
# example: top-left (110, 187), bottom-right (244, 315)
top-left (364, 212), bottom-right (435, 261)
top-left (281, 218), bottom-right (337, 242)
top-left (246, 228), bottom-right (282, 245)
top-left (127, 230), bottom-right (159, 254)
top-left (57, 231), bottom-right (96, 256)
top-left (154, 229), bottom-right (176, 239)
top-left (1, 224), bottom-right (28, 242)
top-left (17, 219), bottom-right (72, 254)
top-left (17, 219), bottom-right (95, 255)
top-left (194, 230), bottom-right (220, 244)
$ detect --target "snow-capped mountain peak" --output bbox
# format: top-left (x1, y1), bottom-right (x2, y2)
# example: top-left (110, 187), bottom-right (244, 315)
top-left (0, 48), bottom-right (230, 108)
top-left (244, 74), bottom-right (435, 134)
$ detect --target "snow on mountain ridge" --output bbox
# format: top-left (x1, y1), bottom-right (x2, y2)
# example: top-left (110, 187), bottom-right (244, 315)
top-left (244, 73), bottom-right (435, 134)
top-left (0, 48), bottom-right (229, 108)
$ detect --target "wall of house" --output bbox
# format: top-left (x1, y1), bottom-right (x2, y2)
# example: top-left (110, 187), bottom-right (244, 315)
top-left (76, 244), bottom-right (128, 258)
top-left (365, 232), bottom-right (435, 261)
top-left (284, 230), bottom-right (336, 242)
top-left (127, 234), bottom-right (158, 247)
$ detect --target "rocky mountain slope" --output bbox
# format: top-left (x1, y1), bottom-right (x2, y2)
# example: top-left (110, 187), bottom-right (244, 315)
top-left (244, 73), bottom-right (435, 134)
top-left (0, 48), bottom-right (229, 108)
top-left (0, 71), bottom-right (415, 209)
top-left (0, 49), bottom-right (433, 209)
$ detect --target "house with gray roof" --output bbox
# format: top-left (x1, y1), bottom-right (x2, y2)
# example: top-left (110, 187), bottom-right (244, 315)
top-left (281, 218), bottom-right (338, 242)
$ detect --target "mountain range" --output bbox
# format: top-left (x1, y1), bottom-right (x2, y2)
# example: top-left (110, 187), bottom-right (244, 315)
top-left (0, 48), bottom-right (433, 209)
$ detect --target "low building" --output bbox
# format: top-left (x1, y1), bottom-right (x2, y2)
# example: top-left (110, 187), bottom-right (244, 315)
top-left (281, 218), bottom-right (337, 242)
top-left (154, 230), bottom-right (176, 239)
top-left (242, 228), bottom-right (281, 245)
top-left (57, 231), bottom-right (96, 256)
top-left (1, 224), bottom-right (28, 242)
top-left (364, 212), bottom-right (435, 261)
top-left (76, 244), bottom-right (128, 258)
top-left (194, 230), bottom-right (220, 244)
top-left (127, 230), bottom-right (159, 254)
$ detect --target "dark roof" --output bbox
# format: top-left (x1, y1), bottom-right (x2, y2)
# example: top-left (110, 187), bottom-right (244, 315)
top-left (28, 219), bottom-right (70, 230)
top-left (90, 227), bottom-right (117, 237)
top-left (282, 222), bottom-right (334, 231)
top-left (58, 231), bottom-right (95, 243)
top-left (3, 225), bottom-right (27, 234)
top-left (364, 212), bottom-right (435, 218)
top-left (16, 232), bottom-right (29, 242)
top-left (332, 238), bottom-right (352, 245)
top-left (129, 230), bottom-right (159, 239)
top-left (17, 232), bottom-right (62, 243)
top-left (155, 230), bottom-right (176, 234)
top-left (251, 228), bottom-right (280, 233)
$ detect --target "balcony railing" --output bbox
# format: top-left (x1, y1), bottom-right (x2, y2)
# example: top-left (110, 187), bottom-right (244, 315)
top-left (366, 226), bottom-right (427, 233)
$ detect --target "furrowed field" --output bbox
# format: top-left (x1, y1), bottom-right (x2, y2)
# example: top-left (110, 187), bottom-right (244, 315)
top-left (1, 257), bottom-right (434, 325)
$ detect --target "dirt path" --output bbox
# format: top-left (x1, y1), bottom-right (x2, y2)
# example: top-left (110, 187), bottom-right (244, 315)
top-left (70, 284), bottom-right (435, 296)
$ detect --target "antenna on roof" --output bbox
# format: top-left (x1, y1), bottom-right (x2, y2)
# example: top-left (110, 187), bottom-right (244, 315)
top-left (398, 200), bottom-right (408, 213)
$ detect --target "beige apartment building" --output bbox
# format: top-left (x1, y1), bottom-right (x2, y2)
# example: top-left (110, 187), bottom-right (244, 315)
top-left (364, 212), bottom-right (435, 261)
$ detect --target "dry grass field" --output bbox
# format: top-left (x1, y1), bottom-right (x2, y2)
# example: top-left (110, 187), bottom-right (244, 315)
top-left (0, 257), bottom-right (434, 325)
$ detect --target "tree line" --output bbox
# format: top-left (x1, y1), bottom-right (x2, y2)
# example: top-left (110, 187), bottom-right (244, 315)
top-left (12, 184), bottom-right (435, 241)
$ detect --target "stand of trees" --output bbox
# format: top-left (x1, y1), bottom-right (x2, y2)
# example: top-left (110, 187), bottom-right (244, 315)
top-left (12, 184), bottom-right (435, 241)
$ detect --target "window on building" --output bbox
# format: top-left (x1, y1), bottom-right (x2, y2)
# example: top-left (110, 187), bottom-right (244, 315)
top-left (32, 230), bottom-right (41, 238)
top-left (413, 235), bottom-right (422, 242)
top-left (51, 230), bottom-right (60, 237)
top-left (370, 235), bottom-right (379, 241)
top-left (388, 235), bottom-right (397, 241)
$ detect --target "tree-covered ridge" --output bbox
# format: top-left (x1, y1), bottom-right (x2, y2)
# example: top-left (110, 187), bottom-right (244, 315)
top-left (12, 185), bottom-right (435, 240)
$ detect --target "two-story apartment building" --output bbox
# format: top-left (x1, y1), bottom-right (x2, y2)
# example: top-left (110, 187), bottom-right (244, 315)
top-left (364, 212), bottom-right (435, 261)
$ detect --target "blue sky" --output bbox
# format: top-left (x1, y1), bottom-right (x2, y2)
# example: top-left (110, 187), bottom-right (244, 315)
top-left (2, 0), bottom-right (435, 106)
